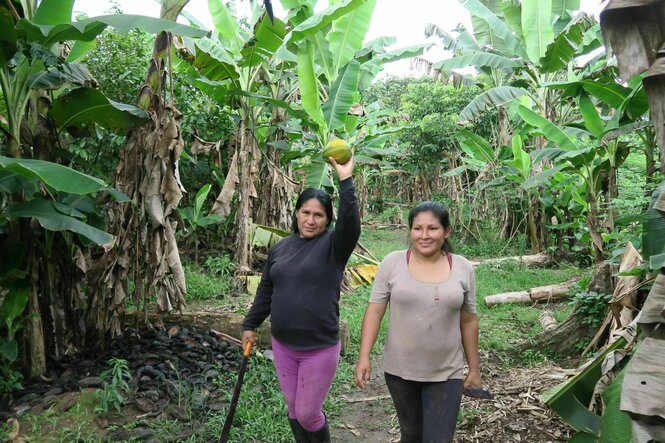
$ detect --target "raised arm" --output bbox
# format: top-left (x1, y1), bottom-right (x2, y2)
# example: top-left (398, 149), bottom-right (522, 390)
top-left (329, 154), bottom-right (361, 261)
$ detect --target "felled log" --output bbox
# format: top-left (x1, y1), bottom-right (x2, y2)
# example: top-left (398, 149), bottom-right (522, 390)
top-left (539, 310), bottom-right (558, 332)
top-left (126, 310), bottom-right (351, 355)
top-left (470, 253), bottom-right (553, 267)
top-left (484, 277), bottom-right (579, 307)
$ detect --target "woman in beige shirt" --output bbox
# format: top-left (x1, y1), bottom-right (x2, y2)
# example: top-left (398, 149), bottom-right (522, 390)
top-left (354, 201), bottom-right (482, 443)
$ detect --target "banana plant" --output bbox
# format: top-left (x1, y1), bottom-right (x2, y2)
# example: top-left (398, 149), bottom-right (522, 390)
top-left (0, 0), bottom-right (207, 376)
top-left (427, 0), bottom-right (602, 127)
top-left (0, 0), bottom-right (206, 158)
top-left (175, 0), bottom-right (292, 271)
top-left (518, 78), bottom-right (648, 262)
top-left (178, 183), bottom-right (222, 264)
top-left (279, 0), bottom-right (430, 188)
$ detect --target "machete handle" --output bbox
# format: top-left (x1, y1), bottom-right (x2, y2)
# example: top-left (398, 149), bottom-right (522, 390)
top-left (243, 341), bottom-right (253, 358)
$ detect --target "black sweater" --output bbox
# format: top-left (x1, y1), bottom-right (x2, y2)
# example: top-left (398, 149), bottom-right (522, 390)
top-left (242, 178), bottom-right (361, 350)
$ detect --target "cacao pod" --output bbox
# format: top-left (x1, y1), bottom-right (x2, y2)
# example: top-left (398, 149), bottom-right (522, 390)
top-left (323, 139), bottom-right (352, 164)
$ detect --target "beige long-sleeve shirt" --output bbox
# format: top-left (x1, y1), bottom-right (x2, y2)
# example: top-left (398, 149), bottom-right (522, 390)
top-left (369, 250), bottom-right (477, 382)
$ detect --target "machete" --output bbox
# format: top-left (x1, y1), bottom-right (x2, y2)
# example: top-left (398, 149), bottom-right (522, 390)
top-left (219, 341), bottom-right (253, 443)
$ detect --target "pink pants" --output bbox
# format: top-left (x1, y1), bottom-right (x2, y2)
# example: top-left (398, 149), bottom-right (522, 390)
top-left (271, 337), bottom-right (341, 432)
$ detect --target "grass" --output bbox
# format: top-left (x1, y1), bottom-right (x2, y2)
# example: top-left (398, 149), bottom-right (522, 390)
top-left (184, 261), bottom-right (236, 301)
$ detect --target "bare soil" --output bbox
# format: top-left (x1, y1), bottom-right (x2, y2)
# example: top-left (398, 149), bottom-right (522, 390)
top-left (331, 356), bottom-right (574, 443)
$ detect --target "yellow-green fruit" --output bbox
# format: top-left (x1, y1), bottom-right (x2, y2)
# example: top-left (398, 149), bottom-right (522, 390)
top-left (323, 139), bottom-right (352, 164)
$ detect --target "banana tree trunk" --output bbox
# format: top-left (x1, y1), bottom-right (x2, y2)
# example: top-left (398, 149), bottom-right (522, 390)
top-left (355, 168), bottom-right (368, 221)
top-left (587, 190), bottom-right (605, 263)
top-left (253, 110), bottom-right (296, 231)
top-left (526, 192), bottom-right (540, 254)
top-left (233, 118), bottom-right (259, 273)
top-left (253, 147), bottom-right (295, 231)
top-left (92, 31), bottom-right (187, 342)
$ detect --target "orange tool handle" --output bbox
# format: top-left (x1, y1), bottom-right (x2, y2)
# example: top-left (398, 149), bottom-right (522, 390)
top-left (243, 341), bottom-right (253, 358)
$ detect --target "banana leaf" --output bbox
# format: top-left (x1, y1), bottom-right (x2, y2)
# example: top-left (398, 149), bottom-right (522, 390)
top-left (518, 105), bottom-right (578, 150)
top-left (543, 335), bottom-right (629, 435)
top-left (328, 0), bottom-right (376, 74)
top-left (642, 181), bottom-right (665, 260)
top-left (290, 0), bottom-right (365, 41)
top-left (434, 52), bottom-right (521, 71)
top-left (322, 60), bottom-right (360, 131)
top-left (521, 0), bottom-right (554, 64)
top-left (459, 86), bottom-right (527, 124)
top-left (599, 368), bottom-right (632, 443)
top-left (5, 199), bottom-right (113, 245)
top-left (49, 87), bottom-right (148, 132)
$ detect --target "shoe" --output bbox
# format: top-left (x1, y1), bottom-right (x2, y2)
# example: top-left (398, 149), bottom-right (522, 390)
top-left (305, 418), bottom-right (330, 443)
top-left (288, 417), bottom-right (310, 443)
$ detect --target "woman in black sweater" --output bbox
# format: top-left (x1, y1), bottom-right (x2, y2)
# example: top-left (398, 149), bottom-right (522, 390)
top-left (242, 155), bottom-right (360, 443)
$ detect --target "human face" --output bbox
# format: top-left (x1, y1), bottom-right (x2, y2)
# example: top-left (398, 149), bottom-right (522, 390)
top-left (296, 198), bottom-right (329, 238)
top-left (410, 211), bottom-right (451, 257)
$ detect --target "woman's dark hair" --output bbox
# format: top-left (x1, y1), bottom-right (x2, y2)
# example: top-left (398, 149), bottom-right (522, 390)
top-left (408, 201), bottom-right (453, 253)
top-left (291, 188), bottom-right (334, 234)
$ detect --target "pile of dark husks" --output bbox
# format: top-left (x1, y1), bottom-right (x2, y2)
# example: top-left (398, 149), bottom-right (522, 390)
top-left (3, 325), bottom-right (242, 441)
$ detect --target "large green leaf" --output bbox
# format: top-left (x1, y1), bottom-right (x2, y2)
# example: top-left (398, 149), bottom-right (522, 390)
top-left (580, 80), bottom-right (630, 109)
top-left (329, 0), bottom-right (376, 74)
top-left (457, 130), bottom-right (494, 163)
top-left (434, 52), bottom-right (521, 71)
top-left (305, 161), bottom-right (334, 190)
top-left (501, 2), bottom-right (524, 40)
top-left (28, 63), bottom-right (96, 90)
top-left (510, 133), bottom-right (531, 178)
top-left (0, 340), bottom-right (18, 362)
top-left (232, 91), bottom-right (313, 124)
top-left (518, 105), bottom-right (577, 150)
top-left (194, 184), bottom-right (212, 219)
top-left (0, 285), bottom-right (29, 327)
top-left (279, 0), bottom-right (317, 10)
top-left (0, 8), bottom-right (18, 68)
top-left (297, 39), bottom-right (325, 127)
top-left (66, 40), bottom-right (97, 62)
top-left (522, 0), bottom-right (554, 64)
top-left (239, 15), bottom-right (287, 68)
top-left (471, 12), bottom-right (505, 51)
top-left (522, 164), bottom-right (566, 188)
top-left (579, 94), bottom-right (604, 138)
top-left (33, 0), bottom-right (74, 25)
top-left (291, 0), bottom-right (366, 41)
top-left (16, 14), bottom-right (207, 46)
top-left (194, 37), bottom-right (240, 82)
top-left (322, 60), bottom-right (360, 130)
top-left (5, 199), bottom-right (113, 245)
top-left (643, 181), bottom-right (665, 260)
top-left (462, 0), bottom-right (525, 57)
top-left (0, 156), bottom-right (105, 194)
top-left (552, 0), bottom-right (580, 18)
top-left (599, 368), bottom-right (632, 443)
top-left (376, 44), bottom-right (432, 64)
top-left (49, 87), bottom-right (148, 132)
top-left (540, 16), bottom-right (587, 72)
top-left (208, 0), bottom-right (244, 53)
top-left (459, 86), bottom-right (527, 124)
top-left (544, 337), bottom-right (628, 436)
top-left (427, 23), bottom-right (481, 52)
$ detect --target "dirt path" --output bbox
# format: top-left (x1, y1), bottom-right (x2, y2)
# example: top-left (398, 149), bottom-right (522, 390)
top-left (331, 359), bottom-right (397, 442)
top-left (331, 357), bottom-right (574, 443)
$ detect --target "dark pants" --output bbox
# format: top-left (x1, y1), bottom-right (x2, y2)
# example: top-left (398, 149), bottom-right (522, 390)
top-left (384, 372), bottom-right (463, 443)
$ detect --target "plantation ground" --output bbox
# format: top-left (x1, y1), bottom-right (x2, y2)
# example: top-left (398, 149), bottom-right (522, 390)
top-left (3, 225), bottom-right (589, 442)
top-left (331, 357), bottom-right (575, 442)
